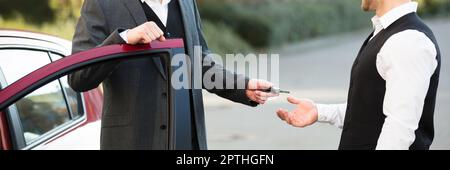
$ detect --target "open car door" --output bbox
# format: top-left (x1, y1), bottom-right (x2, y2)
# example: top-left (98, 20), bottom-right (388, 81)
top-left (0, 39), bottom-right (184, 150)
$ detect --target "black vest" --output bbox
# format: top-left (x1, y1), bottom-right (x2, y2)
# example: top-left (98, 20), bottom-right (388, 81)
top-left (339, 13), bottom-right (441, 150)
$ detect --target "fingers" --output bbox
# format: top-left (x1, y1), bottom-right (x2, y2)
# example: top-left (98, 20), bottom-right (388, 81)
top-left (254, 91), bottom-right (276, 104)
top-left (248, 79), bottom-right (273, 90)
top-left (257, 90), bottom-right (278, 97)
top-left (138, 22), bottom-right (165, 43)
top-left (255, 91), bottom-right (268, 99)
top-left (277, 109), bottom-right (296, 125)
top-left (277, 108), bottom-right (302, 127)
top-left (255, 80), bottom-right (278, 97)
top-left (140, 30), bottom-right (152, 44)
top-left (144, 28), bottom-right (156, 42)
top-left (266, 91), bottom-right (280, 97)
top-left (276, 108), bottom-right (290, 121)
top-left (256, 80), bottom-right (274, 90)
top-left (135, 26), bottom-right (151, 44)
top-left (159, 35), bottom-right (166, 41)
top-left (146, 22), bottom-right (164, 40)
top-left (149, 22), bottom-right (164, 36)
top-left (128, 21), bottom-right (166, 44)
top-left (253, 99), bottom-right (265, 104)
top-left (253, 94), bottom-right (266, 104)
top-left (287, 96), bottom-right (301, 105)
top-left (148, 26), bottom-right (160, 39)
top-left (246, 79), bottom-right (282, 104)
top-left (247, 91), bottom-right (266, 104)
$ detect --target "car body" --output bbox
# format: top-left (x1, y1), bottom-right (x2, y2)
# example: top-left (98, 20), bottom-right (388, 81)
top-left (0, 30), bottom-right (184, 150)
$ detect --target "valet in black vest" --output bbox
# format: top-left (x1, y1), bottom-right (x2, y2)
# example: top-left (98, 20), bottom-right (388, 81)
top-left (279, 2), bottom-right (445, 150)
top-left (141, 0), bottom-right (198, 149)
top-left (339, 11), bottom-right (441, 149)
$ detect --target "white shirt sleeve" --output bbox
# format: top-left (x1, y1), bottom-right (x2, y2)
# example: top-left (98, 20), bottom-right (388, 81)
top-left (317, 103), bottom-right (347, 129)
top-left (119, 29), bottom-right (130, 44)
top-left (375, 30), bottom-right (438, 150)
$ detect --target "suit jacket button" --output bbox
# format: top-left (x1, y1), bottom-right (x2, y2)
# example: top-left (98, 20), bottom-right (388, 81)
top-left (160, 125), bottom-right (167, 130)
top-left (162, 92), bottom-right (167, 98)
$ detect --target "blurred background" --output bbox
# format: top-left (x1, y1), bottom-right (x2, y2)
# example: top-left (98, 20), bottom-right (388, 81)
top-left (1, 0), bottom-right (449, 149)
top-left (1, 0), bottom-right (449, 54)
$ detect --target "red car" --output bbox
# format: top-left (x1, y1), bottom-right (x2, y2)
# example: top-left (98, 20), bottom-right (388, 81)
top-left (0, 30), bottom-right (184, 150)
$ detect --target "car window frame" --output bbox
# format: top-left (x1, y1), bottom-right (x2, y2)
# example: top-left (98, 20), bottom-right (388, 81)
top-left (48, 52), bottom-right (86, 120)
top-left (0, 47), bottom-right (87, 149)
top-left (0, 66), bottom-right (12, 150)
top-left (0, 56), bottom-right (26, 149)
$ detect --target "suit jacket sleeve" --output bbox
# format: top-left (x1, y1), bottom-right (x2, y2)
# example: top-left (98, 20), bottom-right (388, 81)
top-left (192, 1), bottom-right (258, 107)
top-left (68, 0), bottom-right (126, 92)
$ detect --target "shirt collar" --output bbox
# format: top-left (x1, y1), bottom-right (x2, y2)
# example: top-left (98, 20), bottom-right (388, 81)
top-left (141, 0), bottom-right (171, 6)
top-left (371, 2), bottom-right (418, 30)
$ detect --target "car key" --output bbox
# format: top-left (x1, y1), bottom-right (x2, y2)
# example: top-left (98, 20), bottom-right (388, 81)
top-left (262, 87), bottom-right (290, 94)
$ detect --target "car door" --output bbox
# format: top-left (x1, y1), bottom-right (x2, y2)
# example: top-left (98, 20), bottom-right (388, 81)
top-left (0, 48), bottom-right (75, 149)
top-left (0, 39), bottom-right (185, 150)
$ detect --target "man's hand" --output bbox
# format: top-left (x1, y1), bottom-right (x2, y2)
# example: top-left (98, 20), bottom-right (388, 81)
top-left (276, 96), bottom-right (318, 127)
top-left (246, 79), bottom-right (278, 104)
top-left (126, 22), bottom-right (166, 45)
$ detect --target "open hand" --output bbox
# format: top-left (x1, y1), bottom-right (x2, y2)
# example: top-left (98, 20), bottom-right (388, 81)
top-left (276, 96), bottom-right (318, 127)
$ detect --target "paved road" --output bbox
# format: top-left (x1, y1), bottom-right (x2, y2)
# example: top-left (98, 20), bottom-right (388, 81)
top-left (203, 18), bottom-right (450, 150)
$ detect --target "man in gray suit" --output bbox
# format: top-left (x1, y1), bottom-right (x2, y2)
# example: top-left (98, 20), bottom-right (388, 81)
top-left (69, 0), bottom-right (275, 150)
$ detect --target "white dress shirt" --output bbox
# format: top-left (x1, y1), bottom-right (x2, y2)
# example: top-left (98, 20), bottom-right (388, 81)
top-left (317, 2), bottom-right (438, 150)
top-left (119, 0), bottom-right (171, 43)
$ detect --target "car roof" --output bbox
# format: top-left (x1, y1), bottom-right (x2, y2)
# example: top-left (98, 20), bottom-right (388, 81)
top-left (0, 29), bottom-right (72, 56)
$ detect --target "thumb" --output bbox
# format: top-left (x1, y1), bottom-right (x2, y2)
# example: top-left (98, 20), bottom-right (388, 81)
top-left (257, 80), bottom-right (273, 89)
top-left (159, 35), bottom-right (166, 41)
top-left (287, 96), bottom-right (301, 105)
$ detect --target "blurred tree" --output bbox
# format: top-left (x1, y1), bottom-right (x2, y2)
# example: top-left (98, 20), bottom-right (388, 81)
top-left (0, 0), bottom-right (55, 25)
top-left (418, 0), bottom-right (450, 16)
top-left (0, 0), bottom-right (83, 25)
top-left (49, 0), bottom-right (84, 21)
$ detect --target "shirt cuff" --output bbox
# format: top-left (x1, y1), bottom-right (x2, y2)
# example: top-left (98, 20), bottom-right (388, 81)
top-left (119, 29), bottom-right (130, 44)
top-left (316, 104), bottom-right (333, 123)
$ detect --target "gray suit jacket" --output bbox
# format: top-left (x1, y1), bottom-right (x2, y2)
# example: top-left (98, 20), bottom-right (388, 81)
top-left (69, 0), bottom-right (257, 150)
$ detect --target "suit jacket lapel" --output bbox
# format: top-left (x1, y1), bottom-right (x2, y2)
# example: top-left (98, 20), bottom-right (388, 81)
top-left (123, 0), bottom-right (147, 25)
top-left (178, 0), bottom-right (208, 149)
top-left (178, 0), bottom-right (193, 56)
top-left (123, 0), bottom-right (168, 80)
top-left (178, 0), bottom-right (197, 90)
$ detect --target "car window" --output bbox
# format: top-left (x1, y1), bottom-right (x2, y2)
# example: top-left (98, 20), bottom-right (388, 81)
top-left (0, 49), bottom-right (71, 145)
top-left (49, 53), bottom-right (83, 118)
top-left (16, 81), bottom-right (71, 144)
top-left (59, 76), bottom-right (82, 118)
top-left (0, 49), bottom-right (51, 86)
